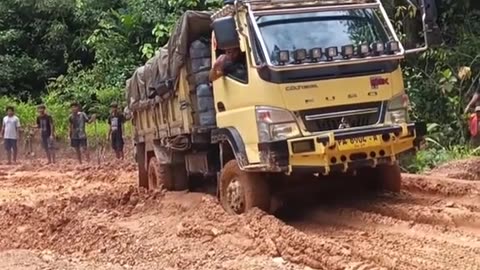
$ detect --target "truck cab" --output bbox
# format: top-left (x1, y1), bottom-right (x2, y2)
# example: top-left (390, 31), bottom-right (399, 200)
top-left (128, 0), bottom-right (438, 214)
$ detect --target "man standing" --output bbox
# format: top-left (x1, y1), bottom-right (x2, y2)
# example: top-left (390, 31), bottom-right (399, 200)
top-left (1, 106), bottom-right (21, 164)
top-left (108, 102), bottom-right (126, 159)
top-left (69, 102), bottom-right (95, 164)
top-left (36, 104), bottom-right (55, 164)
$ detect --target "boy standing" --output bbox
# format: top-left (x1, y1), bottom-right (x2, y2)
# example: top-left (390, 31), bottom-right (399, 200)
top-left (108, 102), bottom-right (126, 159)
top-left (36, 105), bottom-right (56, 164)
top-left (1, 106), bottom-right (21, 164)
top-left (69, 102), bottom-right (95, 164)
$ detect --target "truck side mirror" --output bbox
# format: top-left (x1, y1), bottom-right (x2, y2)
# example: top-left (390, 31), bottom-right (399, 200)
top-left (212, 16), bottom-right (240, 50)
top-left (424, 0), bottom-right (441, 47)
top-left (404, 0), bottom-right (441, 54)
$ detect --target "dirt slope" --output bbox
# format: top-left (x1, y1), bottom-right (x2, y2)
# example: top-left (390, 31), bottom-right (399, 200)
top-left (426, 157), bottom-right (480, 180)
top-left (0, 159), bottom-right (479, 270)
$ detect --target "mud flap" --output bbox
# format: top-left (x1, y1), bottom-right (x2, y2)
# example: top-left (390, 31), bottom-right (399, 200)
top-left (152, 141), bottom-right (188, 190)
top-left (153, 142), bottom-right (172, 165)
top-left (136, 142), bottom-right (148, 188)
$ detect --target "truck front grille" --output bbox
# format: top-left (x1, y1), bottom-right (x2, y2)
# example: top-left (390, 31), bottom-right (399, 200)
top-left (299, 102), bottom-right (383, 133)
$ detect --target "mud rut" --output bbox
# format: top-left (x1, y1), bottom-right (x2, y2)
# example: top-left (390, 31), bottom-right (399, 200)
top-left (0, 158), bottom-right (479, 270)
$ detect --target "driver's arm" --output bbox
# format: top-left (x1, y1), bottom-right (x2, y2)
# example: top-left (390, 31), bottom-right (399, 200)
top-left (209, 67), bottom-right (223, 82)
top-left (209, 55), bottom-right (226, 82)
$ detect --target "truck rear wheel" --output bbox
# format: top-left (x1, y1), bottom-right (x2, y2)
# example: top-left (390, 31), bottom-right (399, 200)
top-left (219, 160), bottom-right (270, 214)
top-left (148, 156), bottom-right (173, 190)
top-left (147, 156), bottom-right (189, 191)
top-left (136, 143), bottom-right (148, 189)
top-left (359, 164), bottom-right (402, 192)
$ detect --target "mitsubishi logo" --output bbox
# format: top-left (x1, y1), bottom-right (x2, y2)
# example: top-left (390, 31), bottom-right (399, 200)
top-left (338, 117), bottom-right (350, 129)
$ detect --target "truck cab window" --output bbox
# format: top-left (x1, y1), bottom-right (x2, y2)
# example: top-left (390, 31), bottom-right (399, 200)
top-left (215, 48), bottom-right (248, 84)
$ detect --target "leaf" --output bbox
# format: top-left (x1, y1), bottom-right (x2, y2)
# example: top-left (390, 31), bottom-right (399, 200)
top-left (427, 123), bottom-right (440, 132)
top-left (441, 69), bottom-right (452, 79)
top-left (426, 137), bottom-right (446, 150)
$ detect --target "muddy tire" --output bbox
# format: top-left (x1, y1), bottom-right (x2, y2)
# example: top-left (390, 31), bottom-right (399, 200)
top-left (147, 156), bottom-right (189, 191)
top-left (136, 143), bottom-right (148, 189)
top-left (359, 164), bottom-right (402, 193)
top-left (148, 156), bottom-right (173, 190)
top-left (219, 160), bottom-right (270, 214)
top-left (377, 164), bottom-right (402, 192)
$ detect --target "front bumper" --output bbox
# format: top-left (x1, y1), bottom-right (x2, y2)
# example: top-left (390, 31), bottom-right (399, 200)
top-left (257, 122), bottom-right (426, 174)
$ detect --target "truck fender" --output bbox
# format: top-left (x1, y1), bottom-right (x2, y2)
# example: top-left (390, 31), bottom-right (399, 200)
top-left (211, 128), bottom-right (249, 168)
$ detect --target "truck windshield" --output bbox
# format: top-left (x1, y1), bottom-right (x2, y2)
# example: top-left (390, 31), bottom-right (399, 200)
top-left (256, 9), bottom-right (391, 64)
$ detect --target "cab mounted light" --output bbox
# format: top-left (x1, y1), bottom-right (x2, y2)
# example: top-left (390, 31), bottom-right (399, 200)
top-left (278, 50), bottom-right (290, 65)
top-left (309, 48), bottom-right (322, 62)
top-left (357, 44), bottom-right (370, 57)
top-left (325, 47), bottom-right (338, 61)
top-left (386, 41), bottom-right (400, 54)
top-left (341, 45), bottom-right (354, 59)
top-left (293, 49), bottom-right (307, 63)
top-left (371, 42), bottom-right (385, 55)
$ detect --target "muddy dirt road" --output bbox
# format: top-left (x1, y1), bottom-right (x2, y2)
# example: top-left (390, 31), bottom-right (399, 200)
top-left (0, 159), bottom-right (479, 270)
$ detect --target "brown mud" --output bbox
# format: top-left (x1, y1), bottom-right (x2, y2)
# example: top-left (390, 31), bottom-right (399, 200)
top-left (0, 158), bottom-right (479, 270)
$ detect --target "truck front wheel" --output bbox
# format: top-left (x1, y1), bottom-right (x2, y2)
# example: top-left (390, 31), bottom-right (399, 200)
top-left (359, 164), bottom-right (402, 192)
top-left (378, 164), bottom-right (402, 192)
top-left (219, 160), bottom-right (271, 214)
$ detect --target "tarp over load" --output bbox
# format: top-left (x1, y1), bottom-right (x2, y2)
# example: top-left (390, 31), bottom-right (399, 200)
top-left (127, 10), bottom-right (213, 107)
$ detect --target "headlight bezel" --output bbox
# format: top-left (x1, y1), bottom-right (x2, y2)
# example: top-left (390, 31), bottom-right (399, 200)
top-left (256, 106), bottom-right (301, 142)
top-left (386, 93), bottom-right (410, 124)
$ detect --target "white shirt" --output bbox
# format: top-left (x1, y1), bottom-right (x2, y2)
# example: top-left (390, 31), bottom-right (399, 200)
top-left (2, 116), bottom-right (20, 139)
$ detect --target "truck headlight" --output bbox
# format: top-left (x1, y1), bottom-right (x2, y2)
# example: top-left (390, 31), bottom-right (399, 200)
top-left (309, 48), bottom-right (322, 62)
top-left (325, 47), bottom-right (338, 60)
top-left (256, 107), bottom-right (301, 142)
top-left (341, 45), bottom-right (354, 59)
top-left (293, 49), bottom-right (307, 63)
top-left (357, 44), bottom-right (370, 57)
top-left (389, 109), bottom-right (407, 124)
top-left (386, 93), bottom-right (410, 124)
top-left (278, 50), bottom-right (290, 65)
top-left (386, 41), bottom-right (400, 54)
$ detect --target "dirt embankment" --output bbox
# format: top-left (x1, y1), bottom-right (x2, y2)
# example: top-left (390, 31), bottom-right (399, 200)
top-left (0, 158), bottom-right (479, 270)
top-left (425, 157), bottom-right (480, 181)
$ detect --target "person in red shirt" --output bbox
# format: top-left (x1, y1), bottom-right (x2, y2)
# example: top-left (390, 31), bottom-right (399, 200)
top-left (469, 106), bottom-right (480, 147)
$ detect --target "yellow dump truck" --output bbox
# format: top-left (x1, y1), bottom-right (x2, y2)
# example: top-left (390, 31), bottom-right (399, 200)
top-left (126, 0), bottom-right (438, 214)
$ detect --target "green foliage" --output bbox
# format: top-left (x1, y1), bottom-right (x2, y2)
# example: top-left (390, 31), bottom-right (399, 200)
top-left (400, 142), bottom-right (480, 173)
top-left (1, 0), bottom-right (479, 170)
top-left (403, 2), bottom-right (480, 148)
top-left (45, 0), bottom-right (222, 118)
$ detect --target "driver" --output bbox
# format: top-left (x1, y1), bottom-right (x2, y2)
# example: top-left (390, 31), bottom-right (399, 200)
top-left (209, 47), bottom-right (247, 82)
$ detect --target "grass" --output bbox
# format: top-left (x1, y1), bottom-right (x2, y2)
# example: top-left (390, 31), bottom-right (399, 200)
top-left (400, 145), bottom-right (480, 173)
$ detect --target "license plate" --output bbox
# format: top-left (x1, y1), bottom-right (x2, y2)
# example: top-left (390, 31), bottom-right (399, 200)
top-left (337, 135), bottom-right (381, 151)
